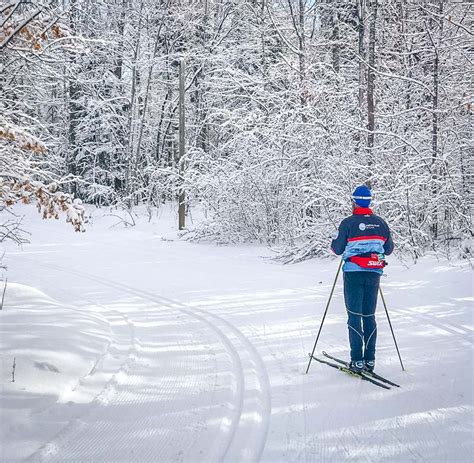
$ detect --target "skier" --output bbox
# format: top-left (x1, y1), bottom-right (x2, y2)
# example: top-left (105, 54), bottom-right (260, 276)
top-left (331, 185), bottom-right (394, 373)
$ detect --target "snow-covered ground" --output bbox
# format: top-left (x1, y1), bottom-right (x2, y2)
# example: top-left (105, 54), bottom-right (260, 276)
top-left (1, 205), bottom-right (472, 462)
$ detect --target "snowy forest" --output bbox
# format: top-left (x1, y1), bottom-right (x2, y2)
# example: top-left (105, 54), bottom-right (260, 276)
top-left (1, 2), bottom-right (474, 462)
top-left (1, 0), bottom-right (472, 260)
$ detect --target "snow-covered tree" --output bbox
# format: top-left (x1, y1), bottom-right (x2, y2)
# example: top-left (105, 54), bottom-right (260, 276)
top-left (1, 1), bottom-right (85, 245)
top-left (2, 0), bottom-right (470, 259)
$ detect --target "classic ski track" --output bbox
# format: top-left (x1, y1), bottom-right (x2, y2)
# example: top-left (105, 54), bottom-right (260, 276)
top-left (32, 261), bottom-right (271, 462)
top-left (28, 265), bottom-right (244, 462)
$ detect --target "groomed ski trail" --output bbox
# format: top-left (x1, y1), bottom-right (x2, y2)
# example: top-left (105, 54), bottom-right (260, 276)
top-left (4, 210), bottom-right (472, 463)
top-left (27, 261), bottom-right (271, 463)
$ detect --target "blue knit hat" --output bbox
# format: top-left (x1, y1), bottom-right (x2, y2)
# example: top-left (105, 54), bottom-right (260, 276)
top-left (351, 185), bottom-right (372, 208)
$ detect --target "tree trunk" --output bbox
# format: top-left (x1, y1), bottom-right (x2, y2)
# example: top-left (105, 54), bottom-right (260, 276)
top-left (298, 0), bottom-right (307, 123)
top-left (113, 0), bottom-right (128, 81)
top-left (66, 0), bottom-right (80, 196)
top-left (355, 0), bottom-right (365, 156)
top-left (331, 3), bottom-right (340, 73)
top-left (125, 3), bottom-right (144, 204)
top-left (178, 58), bottom-right (186, 230)
top-left (429, 0), bottom-right (444, 240)
top-left (366, 0), bottom-right (377, 171)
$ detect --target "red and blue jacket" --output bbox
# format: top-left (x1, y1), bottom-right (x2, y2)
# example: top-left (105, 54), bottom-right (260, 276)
top-left (331, 207), bottom-right (394, 273)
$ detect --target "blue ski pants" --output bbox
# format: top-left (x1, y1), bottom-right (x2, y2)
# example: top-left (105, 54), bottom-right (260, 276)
top-left (343, 271), bottom-right (381, 362)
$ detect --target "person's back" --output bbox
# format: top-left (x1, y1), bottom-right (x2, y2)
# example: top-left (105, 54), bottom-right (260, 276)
top-left (330, 185), bottom-right (394, 372)
top-left (331, 206), bottom-right (393, 273)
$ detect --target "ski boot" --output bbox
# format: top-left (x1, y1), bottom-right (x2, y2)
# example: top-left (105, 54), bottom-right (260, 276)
top-left (349, 360), bottom-right (364, 373)
top-left (364, 360), bottom-right (375, 372)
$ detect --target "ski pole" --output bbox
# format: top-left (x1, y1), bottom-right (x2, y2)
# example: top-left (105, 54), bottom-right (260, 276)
top-left (306, 259), bottom-right (343, 374)
top-left (379, 286), bottom-right (405, 371)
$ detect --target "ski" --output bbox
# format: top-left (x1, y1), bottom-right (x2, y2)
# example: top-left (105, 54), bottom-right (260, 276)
top-left (309, 354), bottom-right (391, 390)
top-left (322, 351), bottom-right (400, 388)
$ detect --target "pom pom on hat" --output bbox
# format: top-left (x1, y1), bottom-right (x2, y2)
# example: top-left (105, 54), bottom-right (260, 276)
top-left (351, 185), bottom-right (372, 208)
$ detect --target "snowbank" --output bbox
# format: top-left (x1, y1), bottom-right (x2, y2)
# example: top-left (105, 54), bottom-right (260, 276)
top-left (0, 283), bottom-right (111, 461)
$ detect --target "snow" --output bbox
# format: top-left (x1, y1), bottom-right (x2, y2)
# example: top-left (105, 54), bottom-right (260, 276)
top-left (1, 205), bottom-right (473, 462)
top-left (0, 283), bottom-right (112, 460)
